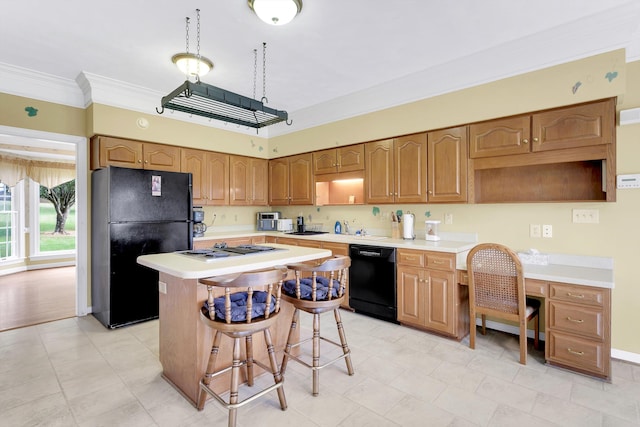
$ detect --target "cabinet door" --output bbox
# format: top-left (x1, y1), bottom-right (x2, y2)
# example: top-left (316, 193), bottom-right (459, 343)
top-left (424, 270), bottom-right (455, 335)
top-left (365, 139), bottom-right (394, 204)
top-left (93, 136), bottom-right (143, 169)
top-left (250, 158), bottom-right (269, 206)
top-left (397, 266), bottom-right (425, 326)
top-left (205, 152), bottom-right (229, 205)
top-left (427, 126), bottom-right (468, 203)
top-left (532, 99), bottom-right (614, 152)
top-left (143, 143), bottom-right (181, 172)
top-left (313, 149), bottom-right (337, 174)
top-left (269, 158), bottom-right (290, 205)
top-left (181, 149), bottom-right (207, 205)
top-left (469, 115), bottom-right (531, 158)
top-left (395, 133), bottom-right (427, 204)
top-left (337, 144), bottom-right (365, 172)
top-left (229, 155), bottom-right (250, 206)
top-left (289, 153), bottom-right (314, 205)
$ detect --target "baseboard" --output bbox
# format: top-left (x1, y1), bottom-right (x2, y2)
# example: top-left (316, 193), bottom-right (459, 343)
top-left (477, 319), bottom-right (640, 365)
top-left (0, 261), bottom-right (76, 277)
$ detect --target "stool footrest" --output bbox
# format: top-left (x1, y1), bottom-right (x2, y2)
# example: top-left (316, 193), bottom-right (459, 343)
top-left (200, 359), bottom-right (285, 410)
top-left (284, 335), bottom-right (351, 371)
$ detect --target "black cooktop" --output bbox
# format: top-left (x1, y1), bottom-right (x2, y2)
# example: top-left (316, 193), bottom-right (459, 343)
top-left (285, 231), bottom-right (329, 236)
top-left (180, 244), bottom-right (282, 261)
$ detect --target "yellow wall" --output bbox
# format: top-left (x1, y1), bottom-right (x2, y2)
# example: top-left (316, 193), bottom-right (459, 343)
top-left (1, 49), bottom-right (639, 356)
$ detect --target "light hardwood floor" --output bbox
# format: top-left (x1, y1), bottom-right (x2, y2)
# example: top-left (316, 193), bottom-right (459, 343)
top-left (0, 266), bottom-right (76, 331)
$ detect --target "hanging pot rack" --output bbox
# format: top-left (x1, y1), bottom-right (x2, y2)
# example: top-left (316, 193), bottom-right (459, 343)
top-left (156, 80), bottom-right (290, 129)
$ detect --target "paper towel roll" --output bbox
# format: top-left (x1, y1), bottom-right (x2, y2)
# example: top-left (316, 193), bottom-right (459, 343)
top-left (403, 213), bottom-right (415, 239)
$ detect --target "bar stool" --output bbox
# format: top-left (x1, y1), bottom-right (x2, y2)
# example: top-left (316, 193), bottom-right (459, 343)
top-left (280, 255), bottom-right (354, 396)
top-left (197, 268), bottom-right (287, 427)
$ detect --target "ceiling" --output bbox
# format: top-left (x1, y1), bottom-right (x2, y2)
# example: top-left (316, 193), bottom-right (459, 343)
top-left (1, 0), bottom-right (640, 142)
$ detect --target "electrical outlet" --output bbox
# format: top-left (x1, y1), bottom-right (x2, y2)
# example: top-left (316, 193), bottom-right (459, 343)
top-left (572, 209), bottom-right (599, 223)
top-left (542, 224), bottom-right (553, 238)
top-left (530, 224), bottom-right (541, 238)
top-left (445, 213), bottom-right (453, 225)
top-left (158, 281), bottom-right (167, 294)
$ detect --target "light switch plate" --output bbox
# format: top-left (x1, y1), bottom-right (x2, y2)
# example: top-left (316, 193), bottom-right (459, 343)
top-left (617, 174), bottom-right (640, 189)
top-left (572, 209), bottom-right (599, 223)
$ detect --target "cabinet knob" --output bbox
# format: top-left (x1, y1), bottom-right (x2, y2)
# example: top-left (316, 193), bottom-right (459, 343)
top-left (522, 139), bottom-right (529, 144)
top-left (533, 137), bottom-right (539, 143)
top-left (428, 190), bottom-right (433, 195)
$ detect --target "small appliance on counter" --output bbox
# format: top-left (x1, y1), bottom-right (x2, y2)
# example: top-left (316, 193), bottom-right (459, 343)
top-left (193, 207), bottom-right (207, 237)
top-left (277, 218), bottom-right (293, 232)
top-left (296, 215), bottom-right (305, 233)
top-left (257, 212), bottom-right (280, 231)
top-left (425, 220), bottom-right (441, 241)
top-left (403, 211), bottom-right (415, 240)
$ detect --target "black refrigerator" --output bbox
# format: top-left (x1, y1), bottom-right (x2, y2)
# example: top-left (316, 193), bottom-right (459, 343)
top-left (91, 166), bottom-right (193, 328)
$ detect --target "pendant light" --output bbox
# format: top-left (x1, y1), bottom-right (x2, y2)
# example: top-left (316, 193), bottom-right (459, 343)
top-left (248, 0), bottom-right (302, 26)
top-left (171, 9), bottom-right (213, 79)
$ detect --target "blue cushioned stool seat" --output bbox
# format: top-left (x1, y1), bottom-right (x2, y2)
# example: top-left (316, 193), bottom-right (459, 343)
top-left (203, 291), bottom-right (276, 322)
top-left (283, 276), bottom-right (339, 300)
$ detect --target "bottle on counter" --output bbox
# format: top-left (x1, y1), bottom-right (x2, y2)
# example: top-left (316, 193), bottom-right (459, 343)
top-left (334, 220), bottom-right (342, 234)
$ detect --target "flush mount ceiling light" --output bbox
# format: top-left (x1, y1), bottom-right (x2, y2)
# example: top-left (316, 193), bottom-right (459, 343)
top-left (171, 9), bottom-right (213, 79)
top-left (248, 0), bottom-right (302, 26)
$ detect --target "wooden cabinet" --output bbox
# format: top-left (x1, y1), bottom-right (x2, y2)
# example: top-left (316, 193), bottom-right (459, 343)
top-left (427, 126), bottom-right (468, 203)
top-left (313, 144), bottom-right (365, 174)
top-left (365, 133), bottom-right (427, 204)
top-left (397, 249), bottom-right (468, 339)
top-left (90, 136), bottom-right (181, 172)
top-left (469, 98), bottom-right (616, 203)
top-left (229, 156), bottom-right (268, 206)
top-left (469, 99), bottom-right (614, 159)
top-left (546, 281), bottom-right (611, 379)
top-left (181, 149), bottom-right (229, 206)
top-left (268, 154), bottom-right (314, 205)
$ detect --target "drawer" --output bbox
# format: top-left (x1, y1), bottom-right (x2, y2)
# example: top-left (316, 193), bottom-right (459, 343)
top-left (549, 282), bottom-right (607, 308)
top-left (457, 270), bottom-right (469, 285)
top-left (525, 279), bottom-right (547, 297)
top-left (548, 301), bottom-right (604, 340)
top-left (425, 253), bottom-right (455, 272)
top-left (547, 330), bottom-right (607, 376)
top-left (397, 250), bottom-right (425, 267)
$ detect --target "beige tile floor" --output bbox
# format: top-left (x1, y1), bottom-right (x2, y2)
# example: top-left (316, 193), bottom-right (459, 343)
top-left (1, 310), bottom-right (639, 426)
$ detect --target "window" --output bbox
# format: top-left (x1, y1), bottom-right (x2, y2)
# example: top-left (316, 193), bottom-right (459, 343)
top-left (0, 181), bottom-right (24, 262)
top-left (29, 179), bottom-right (76, 256)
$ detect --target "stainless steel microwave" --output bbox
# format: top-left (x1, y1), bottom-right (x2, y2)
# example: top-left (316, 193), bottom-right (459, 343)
top-left (257, 212), bottom-right (280, 231)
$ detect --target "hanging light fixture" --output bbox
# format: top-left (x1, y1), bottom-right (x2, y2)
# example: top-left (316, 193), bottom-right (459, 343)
top-left (248, 0), bottom-right (302, 26)
top-left (171, 10), bottom-right (213, 79)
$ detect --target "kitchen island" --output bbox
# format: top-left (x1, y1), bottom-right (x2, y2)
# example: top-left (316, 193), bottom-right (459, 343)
top-left (137, 243), bottom-right (332, 406)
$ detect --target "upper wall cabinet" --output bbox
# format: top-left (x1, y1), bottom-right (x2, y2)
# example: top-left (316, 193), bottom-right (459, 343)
top-left (313, 144), bottom-right (365, 174)
top-left (365, 133), bottom-right (428, 204)
top-left (269, 153), bottom-right (314, 205)
top-left (181, 149), bottom-right (229, 206)
top-left (229, 155), bottom-right (268, 206)
top-left (90, 136), bottom-right (181, 172)
top-left (469, 98), bottom-right (614, 158)
top-left (427, 126), bottom-right (468, 203)
top-left (468, 98), bottom-right (616, 203)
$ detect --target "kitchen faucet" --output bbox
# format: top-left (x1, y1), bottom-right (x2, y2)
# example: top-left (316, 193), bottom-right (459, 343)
top-left (343, 220), bottom-right (350, 234)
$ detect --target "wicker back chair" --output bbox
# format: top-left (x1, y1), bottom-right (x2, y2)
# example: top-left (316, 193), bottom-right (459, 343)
top-left (280, 255), bottom-right (354, 396)
top-left (467, 243), bottom-right (540, 364)
top-left (197, 268), bottom-right (287, 427)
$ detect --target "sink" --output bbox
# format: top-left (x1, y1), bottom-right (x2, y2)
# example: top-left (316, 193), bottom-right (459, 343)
top-left (329, 234), bottom-right (388, 241)
top-left (353, 235), bottom-right (388, 240)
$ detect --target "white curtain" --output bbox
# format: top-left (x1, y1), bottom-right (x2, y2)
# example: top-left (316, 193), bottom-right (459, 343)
top-left (0, 155), bottom-right (75, 188)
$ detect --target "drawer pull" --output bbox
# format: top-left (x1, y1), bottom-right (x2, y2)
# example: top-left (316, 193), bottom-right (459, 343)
top-left (405, 256), bottom-right (417, 261)
top-left (432, 260), bottom-right (444, 264)
top-left (567, 348), bottom-right (585, 356)
top-left (566, 316), bottom-right (584, 323)
top-left (566, 292), bottom-right (585, 299)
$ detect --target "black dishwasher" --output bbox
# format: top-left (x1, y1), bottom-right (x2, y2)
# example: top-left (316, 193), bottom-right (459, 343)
top-left (349, 244), bottom-right (397, 323)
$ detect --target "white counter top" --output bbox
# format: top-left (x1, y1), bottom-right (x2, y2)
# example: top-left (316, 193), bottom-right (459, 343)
top-left (137, 244), bottom-right (331, 279)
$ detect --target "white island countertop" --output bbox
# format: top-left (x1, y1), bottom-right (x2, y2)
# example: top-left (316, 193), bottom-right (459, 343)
top-left (137, 243), bottom-right (332, 279)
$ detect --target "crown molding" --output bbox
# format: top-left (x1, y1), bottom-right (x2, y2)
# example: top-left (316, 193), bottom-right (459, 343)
top-left (0, 62), bottom-right (84, 108)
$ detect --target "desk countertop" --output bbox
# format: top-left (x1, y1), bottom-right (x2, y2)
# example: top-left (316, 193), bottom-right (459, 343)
top-left (137, 244), bottom-right (332, 279)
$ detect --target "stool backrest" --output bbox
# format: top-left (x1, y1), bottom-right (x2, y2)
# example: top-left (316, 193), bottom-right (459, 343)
top-left (199, 268), bottom-right (286, 324)
top-left (285, 255), bottom-right (350, 301)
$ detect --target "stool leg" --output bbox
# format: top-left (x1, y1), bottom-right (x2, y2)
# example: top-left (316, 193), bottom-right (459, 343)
top-left (281, 308), bottom-right (299, 375)
top-left (264, 328), bottom-right (287, 410)
top-left (197, 330), bottom-right (222, 410)
top-left (334, 308), bottom-right (354, 376)
top-left (312, 312), bottom-right (320, 396)
top-left (245, 335), bottom-right (254, 387)
top-left (229, 337), bottom-right (242, 427)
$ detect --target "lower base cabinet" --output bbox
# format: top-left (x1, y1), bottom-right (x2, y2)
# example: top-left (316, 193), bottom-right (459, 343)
top-left (397, 249), bottom-right (469, 340)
